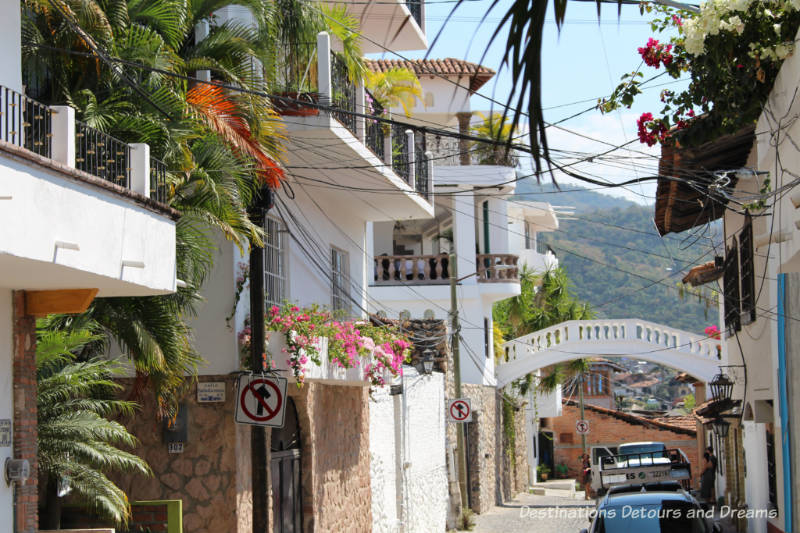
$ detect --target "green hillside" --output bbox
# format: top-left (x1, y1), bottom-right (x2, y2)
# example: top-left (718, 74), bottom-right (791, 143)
top-left (515, 181), bottom-right (720, 334)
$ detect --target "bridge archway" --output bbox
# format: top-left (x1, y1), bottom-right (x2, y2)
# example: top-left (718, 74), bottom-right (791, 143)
top-left (497, 319), bottom-right (724, 388)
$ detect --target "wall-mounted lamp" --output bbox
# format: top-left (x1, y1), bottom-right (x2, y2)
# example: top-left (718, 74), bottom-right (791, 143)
top-left (709, 372), bottom-right (734, 403)
top-left (422, 348), bottom-right (435, 375)
top-left (712, 418), bottom-right (730, 439)
top-left (5, 458), bottom-right (30, 486)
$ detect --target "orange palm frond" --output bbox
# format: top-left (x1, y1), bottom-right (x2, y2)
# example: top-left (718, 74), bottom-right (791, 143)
top-left (186, 84), bottom-right (285, 188)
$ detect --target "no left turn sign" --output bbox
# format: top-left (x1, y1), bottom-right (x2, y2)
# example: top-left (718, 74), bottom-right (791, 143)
top-left (447, 398), bottom-right (472, 423)
top-left (235, 374), bottom-right (288, 428)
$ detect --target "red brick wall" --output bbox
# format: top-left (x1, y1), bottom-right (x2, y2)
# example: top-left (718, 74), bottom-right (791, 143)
top-left (551, 403), bottom-right (699, 481)
top-left (13, 291), bottom-right (37, 533)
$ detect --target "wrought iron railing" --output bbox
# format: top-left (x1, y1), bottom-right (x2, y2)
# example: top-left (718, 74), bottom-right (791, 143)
top-left (75, 121), bottom-right (131, 188)
top-left (414, 130), bottom-right (429, 200)
top-left (150, 157), bottom-right (168, 203)
top-left (391, 123), bottom-right (410, 182)
top-left (330, 53), bottom-right (357, 136)
top-left (0, 86), bottom-right (52, 157)
top-left (365, 90), bottom-right (385, 160)
top-left (405, 0), bottom-right (423, 28)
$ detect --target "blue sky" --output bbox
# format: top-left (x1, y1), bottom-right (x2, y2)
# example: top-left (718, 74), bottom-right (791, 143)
top-left (371, 1), bottom-right (691, 203)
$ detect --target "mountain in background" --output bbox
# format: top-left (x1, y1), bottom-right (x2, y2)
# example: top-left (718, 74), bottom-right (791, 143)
top-left (514, 180), bottom-right (720, 334)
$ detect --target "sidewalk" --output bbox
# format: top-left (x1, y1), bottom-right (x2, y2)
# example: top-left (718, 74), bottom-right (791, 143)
top-left (466, 492), bottom-right (593, 533)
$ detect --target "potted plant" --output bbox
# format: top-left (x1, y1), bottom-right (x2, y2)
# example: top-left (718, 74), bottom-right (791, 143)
top-left (555, 463), bottom-right (569, 479)
top-left (537, 464), bottom-right (551, 482)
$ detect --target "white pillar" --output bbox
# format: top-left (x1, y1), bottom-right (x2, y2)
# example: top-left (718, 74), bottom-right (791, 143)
top-left (0, 4), bottom-right (22, 93)
top-left (356, 81), bottom-right (366, 143)
top-left (406, 129), bottom-right (415, 189)
top-left (129, 143), bottom-right (151, 198)
top-left (195, 21), bottom-right (211, 82)
top-left (317, 32), bottom-right (332, 105)
top-left (453, 188), bottom-right (477, 285)
top-left (50, 105), bottom-right (75, 168)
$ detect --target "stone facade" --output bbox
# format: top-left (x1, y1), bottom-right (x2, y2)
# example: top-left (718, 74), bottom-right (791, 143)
top-left (13, 291), bottom-right (37, 533)
top-left (500, 399), bottom-right (530, 501)
top-left (550, 401), bottom-right (699, 480)
top-left (461, 384), bottom-right (500, 514)
top-left (113, 375), bottom-right (253, 533)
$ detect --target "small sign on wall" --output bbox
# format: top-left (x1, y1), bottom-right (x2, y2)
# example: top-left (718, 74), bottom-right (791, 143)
top-left (0, 419), bottom-right (10, 447)
top-left (168, 442), bottom-right (184, 454)
top-left (198, 382), bottom-right (226, 403)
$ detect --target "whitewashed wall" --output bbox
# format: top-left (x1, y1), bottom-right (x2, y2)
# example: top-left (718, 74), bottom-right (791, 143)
top-left (0, 0), bottom-right (22, 93)
top-left (369, 368), bottom-right (448, 533)
top-left (0, 290), bottom-right (13, 532)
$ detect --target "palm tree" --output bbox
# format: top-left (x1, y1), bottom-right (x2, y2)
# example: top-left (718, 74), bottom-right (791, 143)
top-left (365, 67), bottom-right (423, 117)
top-left (37, 325), bottom-right (151, 529)
top-left (471, 111), bottom-right (517, 166)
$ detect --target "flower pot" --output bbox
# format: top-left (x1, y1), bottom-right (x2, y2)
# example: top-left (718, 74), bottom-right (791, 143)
top-left (272, 92), bottom-right (320, 117)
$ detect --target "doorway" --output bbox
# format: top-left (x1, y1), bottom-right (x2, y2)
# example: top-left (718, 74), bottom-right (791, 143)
top-left (270, 397), bottom-right (303, 533)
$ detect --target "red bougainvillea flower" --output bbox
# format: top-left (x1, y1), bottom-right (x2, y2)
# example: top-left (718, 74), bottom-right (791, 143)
top-left (638, 38), bottom-right (674, 69)
top-left (636, 112), bottom-right (668, 146)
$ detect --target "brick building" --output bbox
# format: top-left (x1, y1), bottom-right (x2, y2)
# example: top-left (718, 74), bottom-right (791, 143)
top-left (548, 400), bottom-right (698, 481)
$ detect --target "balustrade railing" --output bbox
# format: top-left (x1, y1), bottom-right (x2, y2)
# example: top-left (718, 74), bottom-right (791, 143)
top-left (476, 254), bottom-right (519, 282)
top-left (374, 254), bottom-right (450, 285)
top-left (330, 53), bottom-right (357, 137)
top-left (0, 87), bottom-right (52, 157)
top-left (75, 121), bottom-right (131, 188)
top-left (150, 157), bottom-right (168, 203)
top-left (365, 90), bottom-right (385, 160)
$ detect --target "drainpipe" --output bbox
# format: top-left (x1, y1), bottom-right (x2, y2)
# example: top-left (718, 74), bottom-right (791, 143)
top-left (778, 273), bottom-right (793, 532)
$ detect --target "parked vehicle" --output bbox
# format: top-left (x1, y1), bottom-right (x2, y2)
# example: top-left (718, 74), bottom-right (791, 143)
top-left (591, 441), bottom-right (691, 494)
top-left (579, 487), bottom-right (721, 533)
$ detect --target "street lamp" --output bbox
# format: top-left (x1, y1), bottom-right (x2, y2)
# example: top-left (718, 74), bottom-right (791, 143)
top-left (712, 417), bottom-right (730, 439)
top-left (422, 348), bottom-right (435, 375)
top-left (709, 372), bottom-right (734, 403)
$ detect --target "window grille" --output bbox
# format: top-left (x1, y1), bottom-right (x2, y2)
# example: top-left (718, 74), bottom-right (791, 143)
top-left (265, 217), bottom-right (287, 308)
top-left (331, 247), bottom-right (350, 314)
top-left (723, 242), bottom-right (742, 335)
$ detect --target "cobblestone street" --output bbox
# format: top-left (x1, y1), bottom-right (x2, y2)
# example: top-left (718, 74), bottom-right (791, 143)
top-left (467, 493), bottom-right (593, 533)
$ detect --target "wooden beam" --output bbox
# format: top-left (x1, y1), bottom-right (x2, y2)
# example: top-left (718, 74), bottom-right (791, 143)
top-left (24, 289), bottom-right (99, 317)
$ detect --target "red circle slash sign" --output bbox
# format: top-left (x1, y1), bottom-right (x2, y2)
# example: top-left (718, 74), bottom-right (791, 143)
top-left (240, 378), bottom-right (283, 422)
top-left (450, 400), bottom-right (470, 421)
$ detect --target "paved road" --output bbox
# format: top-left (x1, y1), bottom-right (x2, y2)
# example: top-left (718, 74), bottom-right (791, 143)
top-left (469, 493), bottom-right (593, 533)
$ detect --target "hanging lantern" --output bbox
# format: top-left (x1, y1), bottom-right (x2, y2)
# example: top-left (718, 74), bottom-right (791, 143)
top-left (709, 372), bottom-right (734, 403)
top-left (712, 418), bottom-right (730, 439)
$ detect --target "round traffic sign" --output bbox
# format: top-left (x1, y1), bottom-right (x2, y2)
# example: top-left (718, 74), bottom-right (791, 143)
top-left (240, 378), bottom-right (283, 422)
top-left (450, 400), bottom-right (471, 421)
top-left (575, 419), bottom-right (590, 435)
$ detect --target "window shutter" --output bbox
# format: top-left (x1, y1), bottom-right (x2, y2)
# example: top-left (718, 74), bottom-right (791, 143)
top-left (724, 241), bottom-right (741, 335)
top-left (739, 213), bottom-right (757, 325)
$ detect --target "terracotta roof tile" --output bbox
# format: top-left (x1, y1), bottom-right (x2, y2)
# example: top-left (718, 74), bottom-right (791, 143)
top-left (563, 399), bottom-right (697, 436)
top-left (365, 58), bottom-right (495, 93)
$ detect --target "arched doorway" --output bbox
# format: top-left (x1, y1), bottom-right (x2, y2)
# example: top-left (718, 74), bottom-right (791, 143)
top-left (270, 397), bottom-right (302, 533)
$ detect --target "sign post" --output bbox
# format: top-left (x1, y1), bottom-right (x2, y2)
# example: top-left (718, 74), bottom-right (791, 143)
top-left (447, 398), bottom-right (472, 423)
top-left (235, 374), bottom-right (288, 428)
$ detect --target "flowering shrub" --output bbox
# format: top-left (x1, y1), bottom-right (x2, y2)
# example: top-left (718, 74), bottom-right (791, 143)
top-left (250, 303), bottom-right (412, 387)
top-left (601, 0), bottom-right (800, 146)
top-left (705, 324), bottom-right (722, 340)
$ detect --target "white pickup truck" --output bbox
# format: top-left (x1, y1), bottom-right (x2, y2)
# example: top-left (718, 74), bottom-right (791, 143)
top-left (590, 441), bottom-right (692, 495)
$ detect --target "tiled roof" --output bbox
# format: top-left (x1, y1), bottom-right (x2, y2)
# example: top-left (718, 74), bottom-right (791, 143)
top-left (563, 399), bottom-right (697, 436)
top-left (365, 58), bottom-right (495, 92)
top-left (652, 415), bottom-right (698, 433)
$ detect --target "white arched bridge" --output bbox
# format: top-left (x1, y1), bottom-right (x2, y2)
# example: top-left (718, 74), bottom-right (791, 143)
top-left (497, 319), bottom-right (725, 388)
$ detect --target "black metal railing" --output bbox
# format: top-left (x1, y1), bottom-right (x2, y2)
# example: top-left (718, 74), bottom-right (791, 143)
top-left (365, 90), bottom-right (385, 160)
top-left (150, 157), bottom-right (168, 203)
top-left (75, 121), bottom-right (130, 188)
top-left (414, 130), bottom-right (429, 199)
top-left (391, 123), bottom-right (410, 182)
top-left (0, 86), bottom-right (52, 157)
top-left (330, 53), bottom-right (357, 136)
top-left (266, 42), bottom-right (318, 94)
top-left (405, 0), bottom-right (423, 28)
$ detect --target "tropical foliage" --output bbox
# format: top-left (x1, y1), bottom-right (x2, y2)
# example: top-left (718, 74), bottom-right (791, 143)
top-left (364, 67), bottom-right (422, 116)
top-left (37, 325), bottom-right (150, 528)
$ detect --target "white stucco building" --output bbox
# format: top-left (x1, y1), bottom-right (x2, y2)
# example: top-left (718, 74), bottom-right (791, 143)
top-left (0, 3), bottom-right (177, 531)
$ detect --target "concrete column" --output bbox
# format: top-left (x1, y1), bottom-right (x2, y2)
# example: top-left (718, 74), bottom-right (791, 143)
top-left (129, 143), bottom-right (151, 198)
top-left (195, 21), bottom-right (211, 82)
top-left (406, 129), bottom-right (415, 189)
top-left (0, 5), bottom-right (22, 93)
top-left (453, 188), bottom-right (477, 285)
top-left (50, 105), bottom-right (75, 168)
top-left (356, 81), bottom-right (366, 143)
top-left (317, 32), bottom-right (332, 105)
top-left (456, 112), bottom-right (472, 166)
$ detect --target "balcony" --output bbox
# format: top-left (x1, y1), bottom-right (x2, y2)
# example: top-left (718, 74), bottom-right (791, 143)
top-left (373, 253), bottom-right (518, 285)
top-left (0, 85), bottom-right (177, 297)
top-left (332, 0), bottom-right (427, 53)
top-left (272, 32), bottom-right (433, 222)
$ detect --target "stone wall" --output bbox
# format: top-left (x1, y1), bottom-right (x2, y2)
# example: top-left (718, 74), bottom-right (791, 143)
top-left (288, 383), bottom-right (372, 533)
top-left (461, 384), bottom-right (499, 514)
top-left (500, 399), bottom-right (530, 501)
top-left (113, 375), bottom-right (254, 533)
top-left (13, 291), bottom-right (37, 533)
